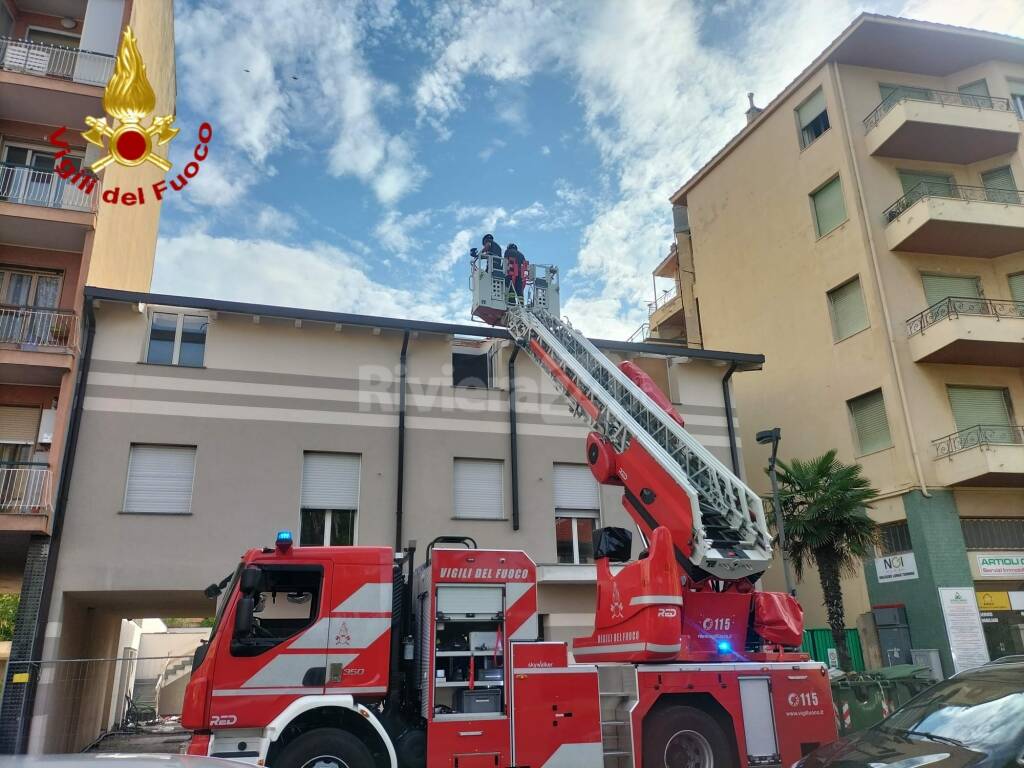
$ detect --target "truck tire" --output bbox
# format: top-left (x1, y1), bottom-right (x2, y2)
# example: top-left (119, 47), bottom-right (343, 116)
top-left (643, 705), bottom-right (734, 768)
top-left (273, 727), bottom-right (375, 768)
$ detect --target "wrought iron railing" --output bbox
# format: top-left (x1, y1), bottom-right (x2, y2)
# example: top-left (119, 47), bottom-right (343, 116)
top-left (0, 36), bottom-right (114, 86)
top-left (863, 86), bottom-right (1013, 132)
top-left (883, 181), bottom-right (1024, 223)
top-left (648, 285), bottom-right (680, 315)
top-left (0, 462), bottom-right (52, 514)
top-left (933, 424), bottom-right (1024, 458)
top-left (0, 163), bottom-right (96, 211)
top-left (906, 296), bottom-right (1024, 336)
top-left (627, 322), bottom-right (650, 343)
top-left (0, 305), bottom-right (78, 349)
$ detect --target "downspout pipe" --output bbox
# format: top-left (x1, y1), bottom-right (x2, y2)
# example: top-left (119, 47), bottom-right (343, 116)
top-left (721, 361), bottom-right (741, 475)
top-left (394, 331), bottom-right (410, 551)
top-left (21, 299), bottom-right (96, 752)
top-left (508, 346), bottom-right (521, 531)
top-left (831, 61), bottom-right (929, 497)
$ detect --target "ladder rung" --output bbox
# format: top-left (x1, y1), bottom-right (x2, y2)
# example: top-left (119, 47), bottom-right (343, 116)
top-left (600, 691), bottom-right (632, 696)
top-left (601, 720), bottom-right (627, 726)
top-left (603, 751), bottom-right (632, 757)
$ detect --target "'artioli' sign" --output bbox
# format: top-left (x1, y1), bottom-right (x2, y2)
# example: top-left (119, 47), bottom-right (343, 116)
top-left (875, 552), bottom-right (918, 583)
top-left (977, 554), bottom-right (1024, 578)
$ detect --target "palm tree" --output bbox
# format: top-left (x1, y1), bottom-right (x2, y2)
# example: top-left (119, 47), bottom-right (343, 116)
top-left (773, 450), bottom-right (879, 671)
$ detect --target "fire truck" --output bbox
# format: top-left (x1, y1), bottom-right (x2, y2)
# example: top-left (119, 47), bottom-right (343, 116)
top-left (181, 255), bottom-right (837, 768)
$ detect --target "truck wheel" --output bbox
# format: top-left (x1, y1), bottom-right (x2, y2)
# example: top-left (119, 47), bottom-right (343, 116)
top-left (274, 728), bottom-right (374, 768)
top-left (643, 705), bottom-right (734, 768)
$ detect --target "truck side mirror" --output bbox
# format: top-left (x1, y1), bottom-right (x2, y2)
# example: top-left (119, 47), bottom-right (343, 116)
top-left (593, 527), bottom-right (632, 562)
top-left (240, 566), bottom-right (261, 594)
top-left (234, 595), bottom-right (254, 637)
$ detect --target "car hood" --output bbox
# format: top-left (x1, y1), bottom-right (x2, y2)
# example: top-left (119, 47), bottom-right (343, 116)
top-left (802, 729), bottom-right (987, 768)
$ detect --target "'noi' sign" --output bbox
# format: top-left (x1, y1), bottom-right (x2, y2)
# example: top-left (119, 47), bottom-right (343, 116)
top-left (875, 552), bottom-right (918, 583)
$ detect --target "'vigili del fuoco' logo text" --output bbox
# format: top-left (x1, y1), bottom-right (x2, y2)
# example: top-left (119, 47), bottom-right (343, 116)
top-left (47, 26), bottom-right (212, 205)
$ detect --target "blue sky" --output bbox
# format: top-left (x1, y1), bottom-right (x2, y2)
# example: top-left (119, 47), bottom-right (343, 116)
top-left (152, 0), bottom-right (1024, 340)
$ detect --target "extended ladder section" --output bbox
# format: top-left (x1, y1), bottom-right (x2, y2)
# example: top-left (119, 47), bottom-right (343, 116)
top-left (506, 305), bottom-right (772, 581)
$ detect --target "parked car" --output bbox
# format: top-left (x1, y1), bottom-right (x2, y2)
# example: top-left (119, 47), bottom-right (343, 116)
top-left (796, 660), bottom-right (1024, 768)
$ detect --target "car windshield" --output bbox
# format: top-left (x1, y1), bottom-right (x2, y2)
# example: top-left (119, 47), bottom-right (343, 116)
top-left (882, 669), bottom-right (1024, 752)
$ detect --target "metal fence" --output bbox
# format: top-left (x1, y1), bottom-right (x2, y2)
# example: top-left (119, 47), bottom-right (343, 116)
top-left (647, 285), bottom-right (679, 315)
top-left (1, 655), bottom-right (194, 754)
top-left (0, 462), bottom-right (52, 514)
top-left (626, 322), bottom-right (650, 342)
top-left (0, 163), bottom-right (97, 212)
top-left (933, 424), bottom-right (1024, 458)
top-left (0, 36), bottom-right (114, 86)
top-left (906, 296), bottom-right (1024, 336)
top-left (883, 181), bottom-right (1024, 223)
top-left (863, 86), bottom-right (1013, 132)
top-left (0, 305), bottom-right (78, 349)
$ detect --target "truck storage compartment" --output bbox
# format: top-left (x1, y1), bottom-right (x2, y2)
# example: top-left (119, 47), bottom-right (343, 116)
top-left (458, 687), bottom-right (503, 713)
top-left (437, 586), bottom-right (503, 618)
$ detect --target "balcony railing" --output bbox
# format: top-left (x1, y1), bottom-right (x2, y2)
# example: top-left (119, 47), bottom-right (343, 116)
top-left (933, 424), bottom-right (1024, 458)
top-left (627, 322), bottom-right (650, 343)
top-left (648, 285), bottom-right (679, 315)
top-left (906, 296), bottom-right (1024, 336)
top-left (863, 87), bottom-right (1013, 132)
top-left (0, 462), bottom-right (52, 514)
top-left (0, 305), bottom-right (78, 349)
top-left (883, 181), bottom-right (1024, 223)
top-left (0, 36), bottom-right (114, 86)
top-left (0, 163), bottom-right (96, 212)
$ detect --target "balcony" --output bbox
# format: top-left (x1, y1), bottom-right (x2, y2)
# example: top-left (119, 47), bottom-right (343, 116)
top-left (933, 425), bottom-right (1024, 487)
top-left (863, 88), bottom-right (1020, 164)
top-left (0, 462), bottom-right (52, 533)
top-left (0, 164), bottom-right (96, 251)
top-left (906, 297), bottom-right (1024, 365)
top-left (0, 37), bottom-right (114, 125)
top-left (883, 182), bottom-right (1024, 258)
top-left (0, 306), bottom-right (78, 385)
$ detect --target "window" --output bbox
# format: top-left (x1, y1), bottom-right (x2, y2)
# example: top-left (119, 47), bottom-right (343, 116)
top-left (0, 267), bottom-right (63, 344)
top-left (453, 458), bottom-right (504, 519)
top-left (230, 564), bottom-right (323, 657)
top-left (452, 344), bottom-right (494, 388)
top-left (123, 444), bottom-right (197, 514)
top-left (827, 277), bottom-right (868, 341)
top-left (300, 452), bottom-right (359, 546)
top-left (898, 170), bottom-right (954, 203)
top-left (878, 521), bottom-right (912, 556)
top-left (921, 273), bottom-right (981, 306)
top-left (947, 386), bottom-right (1015, 442)
top-left (811, 176), bottom-right (846, 237)
top-left (796, 88), bottom-right (830, 148)
top-left (1009, 272), bottom-right (1024, 304)
top-left (0, 406), bottom-right (41, 464)
top-left (957, 79), bottom-right (990, 108)
top-left (981, 165), bottom-right (1018, 204)
top-left (553, 463), bottom-right (601, 564)
top-left (146, 312), bottom-right (208, 366)
top-left (1010, 81), bottom-right (1024, 119)
top-left (848, 389), bottom-right (892, 454)
top-left (962, 518), bottom-right (1024, 550)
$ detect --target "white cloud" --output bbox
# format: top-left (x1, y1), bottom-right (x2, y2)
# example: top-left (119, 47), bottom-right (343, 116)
top-left (478, 138), bottom-right (507, 161)
top-left (175, 0), bottom-right (425, 204)
top-left (253, 205), bottom-right (299, 237)
top-left (540, 145), bottom-right (551, 155)
top-left (375, 208), bottom-right (432, 258)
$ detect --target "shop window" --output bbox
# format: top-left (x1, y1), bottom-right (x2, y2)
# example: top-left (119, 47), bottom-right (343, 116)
top-left (961, 518), bottom-right (1024, 550)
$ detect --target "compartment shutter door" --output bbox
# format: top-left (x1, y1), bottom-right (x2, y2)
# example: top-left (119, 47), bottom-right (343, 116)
top-left (436, 586), bottom-right (503, 615)
top-left (947, 387), bottom-right (1012, 432)
top-left (0, 406), bottom-right (41, 443)
top-left (123, 445), bottom-right (197, 514)
top-left (921, 274), bottom-right (980, 306)
top-left (454, 459), bottom-right (503, 519)
top-left (1009, 273), bottom-right (1024, 303)
top-left (553, 463), bottom-right (600, 512)
top-left (301, 452), bottom-right (360, 509)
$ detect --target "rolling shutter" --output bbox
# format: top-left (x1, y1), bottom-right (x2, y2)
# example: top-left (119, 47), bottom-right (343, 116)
top-left (982, 166), bottom-right (1017, 204)
top-left (123, 445), bottom-right (196, 514)
top-left (958, 80), bottom-right (990, 97)
top-left (301, 452), bottom-right (360, 509)
top-left (921, 274), bottom-right (980, 306)
top-left (1009, 273), bottom-right (1024, 303)
top-left (899, 171), bottom-right (952, 197)
top-left (0, 406), bottom-right (40, 443)
top-left (947, 387), bottom-right (1012, 432)
top-left (796, 89), bottom-right (827, 129)
top-left (454, 458), bottom-right (503, 519)
top-left (828, 279), bottom-right (868, 340)
top-left (812, 177), bottom-right (846, 236)
top-left (553, 463), bottom-right (600, 514)
top-left (849, 390), bottom-right (892, 454)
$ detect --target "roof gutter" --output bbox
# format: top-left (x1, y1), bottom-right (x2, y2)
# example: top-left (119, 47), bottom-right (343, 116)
top-left (721, 362), bottom-right (741, 475)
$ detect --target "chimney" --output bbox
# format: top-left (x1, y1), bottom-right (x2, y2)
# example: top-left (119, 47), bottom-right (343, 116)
top-left (745, 92), bottom-right (763, 124)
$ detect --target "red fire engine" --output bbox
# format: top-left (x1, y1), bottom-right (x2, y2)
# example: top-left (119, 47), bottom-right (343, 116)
top-left (181, 260), bottom-right (837, 767)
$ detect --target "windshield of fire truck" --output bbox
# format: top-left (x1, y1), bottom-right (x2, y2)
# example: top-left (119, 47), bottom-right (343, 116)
top-left (207, 564), bottom-right (242, 644)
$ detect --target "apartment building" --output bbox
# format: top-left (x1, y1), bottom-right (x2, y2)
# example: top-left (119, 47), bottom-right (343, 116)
top-left (19, 286), bottom-right (761, 752)
top-left (649, 14), bottom-right (1024, 677)
top-left (0, 0), bottom-right (174, 752)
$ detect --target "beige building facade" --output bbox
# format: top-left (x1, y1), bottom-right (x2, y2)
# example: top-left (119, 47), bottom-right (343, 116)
top-left (648, 15), bottom-right (1024, 676)
top-left (23, 286), bottom-right (762, 752)
top-left (0, 0), bottom-right (174, 753)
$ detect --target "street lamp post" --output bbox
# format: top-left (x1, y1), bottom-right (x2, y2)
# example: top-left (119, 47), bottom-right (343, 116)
top-left (756, 427), bottom-right (796, 597)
